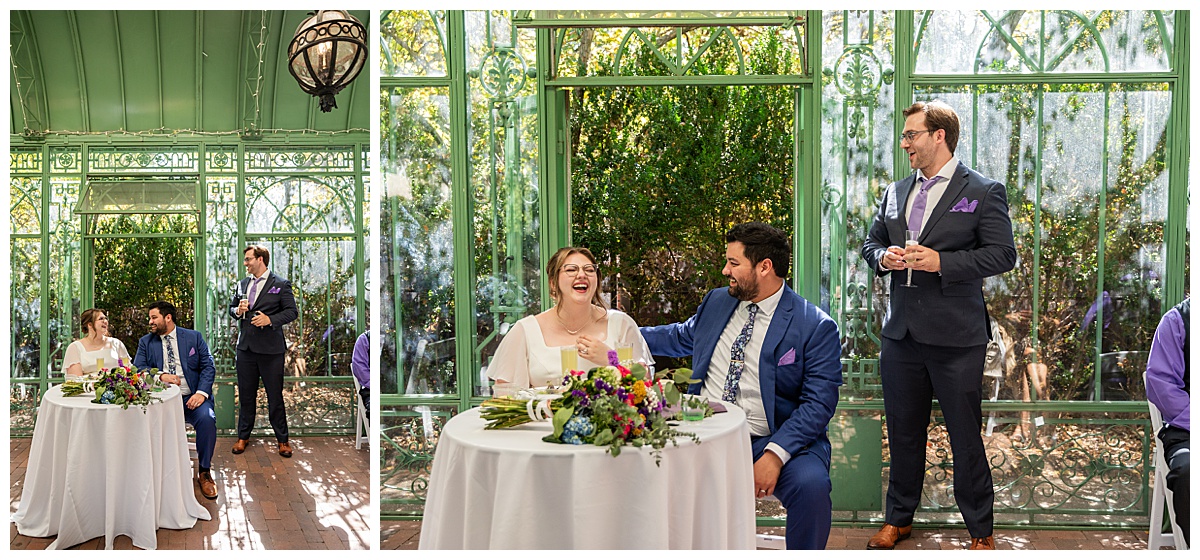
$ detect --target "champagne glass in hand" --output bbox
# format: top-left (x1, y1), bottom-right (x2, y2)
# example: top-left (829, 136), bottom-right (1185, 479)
top-left (901, 229), bottom-right (920, 287)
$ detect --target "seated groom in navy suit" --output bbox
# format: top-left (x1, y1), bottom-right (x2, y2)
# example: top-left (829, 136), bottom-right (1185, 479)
top-left (640, 222), bottom-right (843, 549)
top-left (134, 300), bottom-right (219, 500)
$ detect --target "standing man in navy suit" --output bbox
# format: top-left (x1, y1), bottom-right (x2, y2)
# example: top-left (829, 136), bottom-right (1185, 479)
top-left (134, 301), bottom-right (219, 500)
top-left (229, 245), bottom-right (299, 458)
top-left (640, 222), bottom-right (843, 550)
top-left (862, 101), bottom-right (1016, 550)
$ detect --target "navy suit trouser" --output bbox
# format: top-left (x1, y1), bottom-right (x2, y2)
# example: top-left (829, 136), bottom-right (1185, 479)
top-left (182, 395), bottom-right (217, 470)
top-left (880, 334), bottom-right (992, 537)
top-left (752, 435), bottom-right (832, 550)
top-left (236, 349), bottom-right (288, 442)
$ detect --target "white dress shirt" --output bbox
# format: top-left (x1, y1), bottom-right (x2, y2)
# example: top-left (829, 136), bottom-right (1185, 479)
top-left (160, 328), bottom-right (206, 398)
top-left (905, 156), bottom-right (959, 234)
top-left (242, 269), bottom-right (271, 316)
top-left (701, 283), bottom-right (794, 464)
top-left (878, 156), bottom-right (959, 274)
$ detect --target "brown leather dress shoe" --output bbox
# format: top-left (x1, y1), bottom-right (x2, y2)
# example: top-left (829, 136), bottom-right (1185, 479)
top-left (198, 471), bottom-right (218, 500)
top-left (231, 439), bottom-right (249, 454)
top-left (278, 441), bottom-right (293, 458)
top-left (969, 536), bottom-right (995, 550)
top-left (867, 523), bottom-right (912, 549)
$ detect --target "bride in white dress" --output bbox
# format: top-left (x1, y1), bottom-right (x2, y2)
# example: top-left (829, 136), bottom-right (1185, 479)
top-left (488, 247), bottom-right (653, 397)
top-left (61, 308), bottom-right (133, 380)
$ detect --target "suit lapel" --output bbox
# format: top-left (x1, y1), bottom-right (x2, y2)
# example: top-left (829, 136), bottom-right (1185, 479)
top-left (758, 289), bottom-right (795, 431)
top-left (693, 293), bottom-right (739, 386)
top-left (252, 273), bottom-right (276, 311)
top-left (890, 174), bottom-right (918, 244)
top-left (919, 162), bottom-right (969, 243)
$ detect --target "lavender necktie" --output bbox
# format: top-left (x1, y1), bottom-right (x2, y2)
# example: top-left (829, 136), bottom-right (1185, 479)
top-left (907, 176), bottom-right (940, 233)
top-left (247, 277), bottom-right (262, 308)
top-left (722, 302), bottom-right (759, 403)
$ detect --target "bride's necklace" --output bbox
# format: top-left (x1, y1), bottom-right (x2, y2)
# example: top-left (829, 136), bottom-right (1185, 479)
top-left (557, 305), bottom-right (598, 335)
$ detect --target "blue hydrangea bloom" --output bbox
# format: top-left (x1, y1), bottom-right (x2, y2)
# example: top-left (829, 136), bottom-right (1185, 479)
top-left (560, 414), bottom-right (595, 445)
top-left (101, 390), bottom-right (115, 404)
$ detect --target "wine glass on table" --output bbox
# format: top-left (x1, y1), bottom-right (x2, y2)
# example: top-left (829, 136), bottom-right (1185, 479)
top-left (901, 229), bottom-right (920, 287)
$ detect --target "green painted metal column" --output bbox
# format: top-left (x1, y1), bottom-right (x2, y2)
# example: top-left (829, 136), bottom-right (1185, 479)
top-left (446, 12), bottom-right (478, 413)
top-left (1164, 10), bottom-right (1190, 311)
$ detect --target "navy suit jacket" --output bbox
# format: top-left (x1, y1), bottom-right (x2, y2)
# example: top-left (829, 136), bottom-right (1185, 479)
top-left (228, 271), bottom-right (298, 354)
top-left (640, 285), bottom-right (843, 458)
top-left (133, 326), bottom-right (216, 396)
top-left (862, 161), bottom-right (1017, 347)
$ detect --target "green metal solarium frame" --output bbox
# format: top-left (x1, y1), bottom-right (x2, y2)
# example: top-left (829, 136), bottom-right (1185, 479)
top-left (381, 9), bottom-right (1188, 530)
top-left (9, 10), bottom-right (370, 436)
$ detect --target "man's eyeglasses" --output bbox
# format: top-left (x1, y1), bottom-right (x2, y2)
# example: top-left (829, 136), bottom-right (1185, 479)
top-left (562, 264), bottom-right (599, 276)
top-left (899, 129), bottom-right (936, 143)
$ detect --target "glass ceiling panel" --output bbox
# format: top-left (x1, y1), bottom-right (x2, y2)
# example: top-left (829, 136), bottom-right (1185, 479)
top-left (515, 10), bottom-right (802, 28)
top-left (77, 178), bottom-right (200, 214)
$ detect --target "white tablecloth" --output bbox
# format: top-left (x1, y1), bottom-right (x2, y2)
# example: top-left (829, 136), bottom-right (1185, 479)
top-left (12, 385), bottom-right (211, 550)
top-left (419, 404), bottom-right (756, 549)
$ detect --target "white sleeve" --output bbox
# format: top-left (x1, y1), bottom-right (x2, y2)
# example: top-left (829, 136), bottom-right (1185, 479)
top-left (113, 338), bottom-right (133, 366)
top-left (616, 312), bottom-right (655, 366)
top-left (62, 341), bottom-right (82, 376)
top-left (487, 320), bottom-right (531, 397)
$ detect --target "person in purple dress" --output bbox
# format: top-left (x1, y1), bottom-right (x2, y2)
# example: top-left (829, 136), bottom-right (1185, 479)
top-left (352, 331), bottom-right (370, 417)
top-left (1145, 297), bottom-right (1189, 547)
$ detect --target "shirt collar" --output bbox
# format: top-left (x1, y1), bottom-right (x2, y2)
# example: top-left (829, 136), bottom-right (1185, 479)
top-left (918, 156), bottom-right (959, 183)
top-left (253, 269), bottom-right (271, 281)
top-left (746, 282), bottom-right (785, 317)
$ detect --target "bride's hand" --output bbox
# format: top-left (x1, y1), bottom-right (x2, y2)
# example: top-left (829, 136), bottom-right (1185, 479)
top-left (576, 336), bottom-right (612, 362)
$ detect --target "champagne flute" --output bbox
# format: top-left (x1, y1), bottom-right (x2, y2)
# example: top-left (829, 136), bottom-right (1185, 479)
top-left (901, 229), bottom-right (920, 287)
top-left (560, 347), bottom-right (579, 377)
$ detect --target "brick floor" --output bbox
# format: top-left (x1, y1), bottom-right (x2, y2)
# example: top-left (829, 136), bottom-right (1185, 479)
top-left (382, 520), bottom-right (1170, 550)
top-left (11, 437), bottom-right (371, 550)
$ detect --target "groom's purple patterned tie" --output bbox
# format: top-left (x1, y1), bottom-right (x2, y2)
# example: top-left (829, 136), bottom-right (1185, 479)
top-left (722, 302), bottom-right (759, 403)
top-left (907, 176), bottom-right (940, 233)
top-left (247, 277), bottom-right (262, 308)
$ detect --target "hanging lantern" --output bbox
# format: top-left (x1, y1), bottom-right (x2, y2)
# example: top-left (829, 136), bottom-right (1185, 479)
top-left (287, 10), bottom-right (367, 112)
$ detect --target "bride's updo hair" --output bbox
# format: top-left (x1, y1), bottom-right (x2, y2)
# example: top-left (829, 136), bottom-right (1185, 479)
top-left (80, 308), bottom-right (106, 336)
top-left (546, 247), bottom-right (605, 308)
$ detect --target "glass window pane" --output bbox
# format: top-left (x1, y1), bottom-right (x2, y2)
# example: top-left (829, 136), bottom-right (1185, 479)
top-left (382, 10), bottom-right (448, 77)
top-left (382, 87), bottom-right (456, 396)
top-left (11, 239), bottom-right (41, 379)
top-left (1098, 85), bottom-right (1171, 401)
top-left (570, 83), bottom-right (794, 373)
top-left (380, 403), bottom-right (454, 516)
top-left (557, 25), bottom-right (804, 78)
top-left (820, 11), bottom-right (897, 388)
top-left (467, 12), bottom-right (541, 399)
top-left (915, 10), bottom-right (1174, 74)
top-left (244, 176), bottom-right (356, 235)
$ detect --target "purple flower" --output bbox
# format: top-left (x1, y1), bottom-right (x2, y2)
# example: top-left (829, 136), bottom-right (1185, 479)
top-left (607, 350), bottom-right (621, 366)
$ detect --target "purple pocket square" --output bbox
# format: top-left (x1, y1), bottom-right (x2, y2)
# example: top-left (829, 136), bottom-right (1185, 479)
top-left (189, 347), bottom-right (196, 356)
top-left (950, 197), bottom-right (979, 213)
top-left (268, 287), bottom-right (281, 294)
top-left (778, 348), bottom-right (796, 366)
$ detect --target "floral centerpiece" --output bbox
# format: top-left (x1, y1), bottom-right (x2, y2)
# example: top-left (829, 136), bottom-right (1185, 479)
top-left (61, 362), bottom-right (163, 412)
top-left (480, 350), bottom-right (709, 464)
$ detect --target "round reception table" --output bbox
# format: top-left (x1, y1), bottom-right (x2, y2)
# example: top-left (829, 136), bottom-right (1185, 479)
top-left (12, 384), bottom-right (211, 550)
top-left (418, 403), bottom-right (756, 549)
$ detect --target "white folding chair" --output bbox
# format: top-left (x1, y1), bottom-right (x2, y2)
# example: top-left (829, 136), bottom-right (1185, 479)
top-left (184, 422), bottom-right (199, 474)
top-left (352, 367), bottom-right (370, 449)
top-left (755, 495), bottom-right (786, 549)
top-left (1146, 380), bottom-right (1188, 550)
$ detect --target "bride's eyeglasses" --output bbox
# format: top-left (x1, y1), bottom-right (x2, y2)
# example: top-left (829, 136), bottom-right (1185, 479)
top-left (561, 264), bottom-right (599, 276)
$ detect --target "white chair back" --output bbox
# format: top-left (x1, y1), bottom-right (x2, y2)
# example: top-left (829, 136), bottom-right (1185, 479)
top-left (1146, 374), bottom-right (1188, 550)
top-left (351, 366), bottom-right (370, 450)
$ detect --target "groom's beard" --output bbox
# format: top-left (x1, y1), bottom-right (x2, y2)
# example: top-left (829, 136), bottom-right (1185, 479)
top-left (727, 274), bottom-right (759, 301)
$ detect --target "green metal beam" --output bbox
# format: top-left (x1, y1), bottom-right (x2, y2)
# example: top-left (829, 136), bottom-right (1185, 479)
top-left (446, 12), bottom-right (478, 413)
top-left (546, 74), bottom-right (813, 87)
top-left (1163, 10), bottom-right (1189, 311)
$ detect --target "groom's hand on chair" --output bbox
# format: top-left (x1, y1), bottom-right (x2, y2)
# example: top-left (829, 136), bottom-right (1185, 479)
top-left (754, 450), bottom-right (783, 498)
top-left (186, 393), bottom-right (206, 410)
